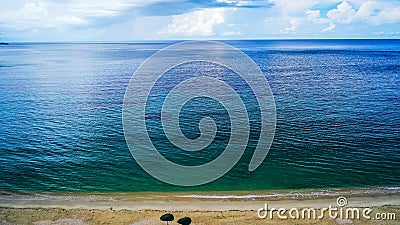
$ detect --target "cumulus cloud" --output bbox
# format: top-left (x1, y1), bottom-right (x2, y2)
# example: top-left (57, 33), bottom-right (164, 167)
top-left (273, 0), bottom-right (400, 36)
top-left (327, 1), bottom-right (356, 23)
top-left (327, 1), bottom-right (400, 24)
top-left (158, 8), bottom-right (226, 37)
top-left (269, 1), bottom-right (334, 35)
top-left (356, 1), bottom-right (380, 18)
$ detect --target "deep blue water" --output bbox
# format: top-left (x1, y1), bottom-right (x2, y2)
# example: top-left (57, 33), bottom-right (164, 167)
top-left (0, 40), bottom-right (399, 192)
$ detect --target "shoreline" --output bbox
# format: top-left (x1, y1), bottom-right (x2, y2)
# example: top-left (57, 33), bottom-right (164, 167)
top-left (1, 186), bottom-right (399, 211)
top-left (2, 186), bottom-right (399, 198)
top-left (1, 187), bottom-right (399, 224)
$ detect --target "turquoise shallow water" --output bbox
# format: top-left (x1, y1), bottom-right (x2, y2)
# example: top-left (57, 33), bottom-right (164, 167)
top-left (0, 40), bottom-right (399, 192)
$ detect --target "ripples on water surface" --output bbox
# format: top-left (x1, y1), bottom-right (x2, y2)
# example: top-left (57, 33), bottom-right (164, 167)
top-left (0, 40), bottom-right (399, 192)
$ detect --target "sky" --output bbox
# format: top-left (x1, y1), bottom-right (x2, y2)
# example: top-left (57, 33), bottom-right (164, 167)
top-left (1, 0), bottom-right (400, 41)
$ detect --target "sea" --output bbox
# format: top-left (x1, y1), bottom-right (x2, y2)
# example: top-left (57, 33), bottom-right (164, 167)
top-left (0, 39), bottom-right (399, 193)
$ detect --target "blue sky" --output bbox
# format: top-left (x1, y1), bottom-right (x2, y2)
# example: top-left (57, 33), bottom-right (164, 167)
top-left (1, 0), bottom-right (399, 41)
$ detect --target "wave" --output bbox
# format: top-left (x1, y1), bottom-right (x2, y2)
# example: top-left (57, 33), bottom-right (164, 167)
top-left (176, 187), bottom-right (400, 200)
top-left (1, 186), bottom-right (399, 202)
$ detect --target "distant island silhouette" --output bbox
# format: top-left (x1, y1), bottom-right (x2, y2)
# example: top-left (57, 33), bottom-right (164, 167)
top-left (0, 42), bottom-right (9, 45)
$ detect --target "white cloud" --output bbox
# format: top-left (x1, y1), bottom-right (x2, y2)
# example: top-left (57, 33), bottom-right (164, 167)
top-left (0, 0), bottom-right (164, 30)
top-left (278, 9), bottom-right (327, 34)
top-left (1, 0), bottom-right (399, 40)
top-left (321, 22), bottom-right (336, 32)
top-left (327, 1), bottom-right (356, 23)
top-left (283, 18), bottom-right (302, 33)
top-left (370, 6), bottom-right (400, 25)
top-left (1, 1), bottom-right (54, 30)
top-left (327, 1), bottom-right (400, 24)
top-left (263, 0), bottom-right (400, 37)
top-left (158, 8), bottom-right (226, 37)
top-left (23, 2), bottom-right (48, 16)
top-left (305, 9), bottom-right (320, 21)
top-left (270, 0), bottom-right (319, 16)
top-left (66, 0), bottom-right (157, 17)
top-left (270, 0), bottom-right (340, 16)
top-left (216, 0), bottom-right (267, 7)
top-left (356, 1), bottom-right (379, 18)
top-left (268, 1), bottom-right (335, 35)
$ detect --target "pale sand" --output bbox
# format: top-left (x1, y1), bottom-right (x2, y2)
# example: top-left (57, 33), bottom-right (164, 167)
top-left (0, 188), bottom-right (399, 224)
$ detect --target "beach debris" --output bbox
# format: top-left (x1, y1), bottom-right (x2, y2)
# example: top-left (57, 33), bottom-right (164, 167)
top-left (160, 213), bottom-right (174, 224)
top-left (177, 217), bottom-right (192, 225)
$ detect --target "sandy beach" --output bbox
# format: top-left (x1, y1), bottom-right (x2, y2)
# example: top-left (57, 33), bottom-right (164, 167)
top-left (1, 188), bottom-right (399, 224)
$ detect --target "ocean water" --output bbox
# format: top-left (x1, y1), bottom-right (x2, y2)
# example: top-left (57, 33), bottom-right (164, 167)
top-left (0, 40), bottom-right (399, 193)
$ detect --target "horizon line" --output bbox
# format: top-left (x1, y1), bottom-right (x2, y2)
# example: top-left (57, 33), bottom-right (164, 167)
top-left (2, 38), bottom-right (400, 44)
